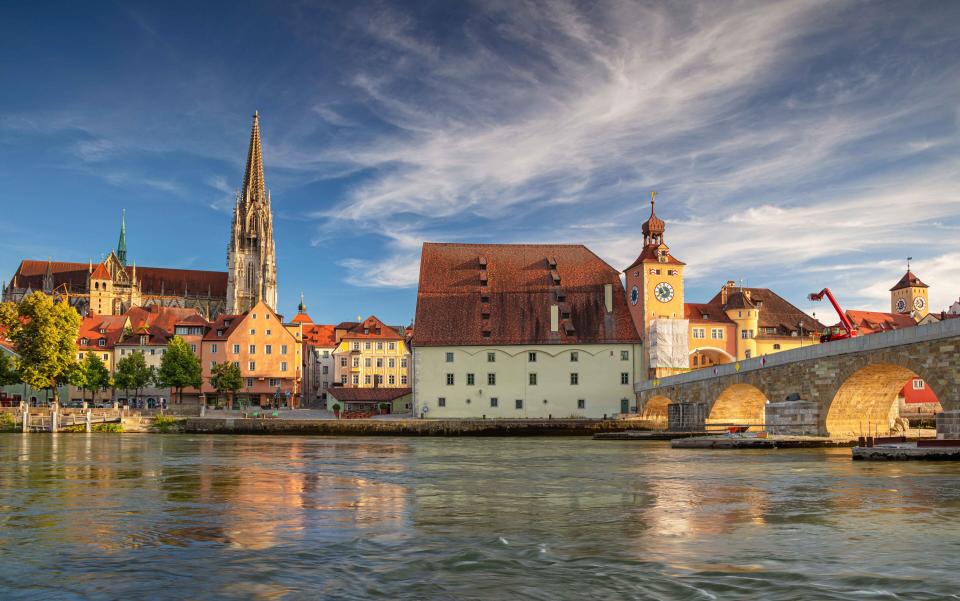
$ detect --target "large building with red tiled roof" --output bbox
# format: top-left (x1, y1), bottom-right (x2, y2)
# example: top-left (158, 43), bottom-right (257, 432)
top-left (2, 217), bottom-right (228, 319)
top-left (412, 242), bottom-right (642, 418)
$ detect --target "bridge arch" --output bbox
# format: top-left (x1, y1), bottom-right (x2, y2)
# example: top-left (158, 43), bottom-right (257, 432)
top-left (691, 347), bottom-right (735, 369)
top-left (824, 362), bottom-right (940, 438)
top-left (642, 395), bottom-right (673, 421)
top-left (707, 383), bottom-right (768, 432)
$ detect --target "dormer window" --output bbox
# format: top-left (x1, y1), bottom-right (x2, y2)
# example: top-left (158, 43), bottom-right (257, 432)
top-left (99, 328), bottom-right (106, 334)
top-left (481, 295), bottom-right (490, 303)
top-left (217, 329), bottom-right (224, 336)
top-left (80, 338), bottom-right (88, 345)
top-left (98, 339), bottom-right (105, 347)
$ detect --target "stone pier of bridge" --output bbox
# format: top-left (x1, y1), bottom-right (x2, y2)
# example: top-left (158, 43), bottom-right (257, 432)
top-left (635, 318), bottom-right (960, 439)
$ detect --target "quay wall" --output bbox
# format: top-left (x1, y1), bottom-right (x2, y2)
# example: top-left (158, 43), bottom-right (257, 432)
top-left (179, 417), bottom-right (651, 436)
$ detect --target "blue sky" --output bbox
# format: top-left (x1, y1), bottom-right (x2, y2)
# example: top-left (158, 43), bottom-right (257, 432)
top-left (1, 1), bottom-right (959, 325)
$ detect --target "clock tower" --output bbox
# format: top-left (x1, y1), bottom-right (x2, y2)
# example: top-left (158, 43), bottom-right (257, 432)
top-left (624, 193), bottom-right (687, 378)
top-left (890, 262), bottom-right (929, 320)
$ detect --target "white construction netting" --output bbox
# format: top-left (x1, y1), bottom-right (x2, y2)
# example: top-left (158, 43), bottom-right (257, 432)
top-left (648, 318), bottom-right (690, 368)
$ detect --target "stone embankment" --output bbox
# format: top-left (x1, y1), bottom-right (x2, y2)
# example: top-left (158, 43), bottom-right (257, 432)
top-left (179, 417), bottom-right (653, 436)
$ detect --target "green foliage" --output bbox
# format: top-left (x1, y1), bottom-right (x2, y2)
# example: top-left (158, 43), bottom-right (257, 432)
top-left (0, 350), bottom-right (19, 387)
top-left (331, 403), bottom-right (341, 412)
top-left (115, 351), bottom-right (153, 397)
top-left (0, 412), bottom-right (16, 431)
top-left (157, 336), bottom-right (202, 404)
top-left (209, 361), bottom-right (243, 398)
top-left (152, 414), bottom-right (181, 433)
top-left (93, 422), bottom-right (122, 433)
top-left (77, 353), bottom-right (111, 403)
top-left (0, 293), bottom-right (82, 405)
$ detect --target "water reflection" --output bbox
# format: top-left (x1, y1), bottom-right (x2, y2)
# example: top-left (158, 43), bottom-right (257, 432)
top-left (1, 436), bottom-right (960, 599)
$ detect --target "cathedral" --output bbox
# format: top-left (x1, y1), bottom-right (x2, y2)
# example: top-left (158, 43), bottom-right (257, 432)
top-left (3, 113), bottom-right (278, 319)
top-left (226, 111), bottom-right (278, 314)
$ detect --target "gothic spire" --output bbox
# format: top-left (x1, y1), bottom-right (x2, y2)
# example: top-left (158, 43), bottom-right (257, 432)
top-left (242, 111), bottom-right (266, 204)
top-left (117, 209), bottom-right (127, 266)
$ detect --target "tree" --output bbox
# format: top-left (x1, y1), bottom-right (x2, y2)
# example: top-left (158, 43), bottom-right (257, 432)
top-left (0, 350), bottom-right (19, 388)
top-left (0, 292), bottom-right (82, 407)
top-left (209, 361), bottom-right (242, 408)
top-left (78, 353), bottom-right (110, 405)
top-left (115, 351), bottom-right (152, 406)
top-left (157, 336), bottom-right (202, 405)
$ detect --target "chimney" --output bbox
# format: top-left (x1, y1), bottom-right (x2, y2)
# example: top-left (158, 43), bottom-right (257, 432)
top-left (604, 283), bottom-right (613, 313)
top-left (550, 305), bottom-right (559, 332)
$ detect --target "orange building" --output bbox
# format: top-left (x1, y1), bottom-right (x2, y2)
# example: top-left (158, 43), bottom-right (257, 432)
top-left (200, 300), bottom-right (302, 408)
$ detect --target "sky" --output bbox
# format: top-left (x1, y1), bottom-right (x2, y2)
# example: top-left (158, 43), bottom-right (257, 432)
top-left (1, 0), bottom-right (958, 326)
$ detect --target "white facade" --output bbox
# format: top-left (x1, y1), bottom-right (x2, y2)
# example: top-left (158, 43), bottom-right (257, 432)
top-left (413, 343), bottom-right (643, 419)
top-left (305, 344), bottom-right (337, 406)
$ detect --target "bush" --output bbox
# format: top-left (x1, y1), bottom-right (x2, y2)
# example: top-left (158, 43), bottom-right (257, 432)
top-left (152, 414), bottom-right (181, 433)
top-left (93, 423), bottom-right (123, 433)
top-left (0, 412), bottom-right (16, 432)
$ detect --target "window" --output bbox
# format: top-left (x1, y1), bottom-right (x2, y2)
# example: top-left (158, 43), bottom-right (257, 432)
top-left (693, 328), bottom-right (706, 339)
top-left (78, 352), bottom-right (84, 360)
top-left (269, 378), bottom-right (278, 387)
top-left (388, 358), bottom-right (395, 368)
top-left (281, 362), bottom-right (288, 372)
top-left (281, 345), bottom-right (288, 355)
top-left (446, 352), bottom-right (454, 363)
top-left (211, 361), bottom-right (217, 369)
top-left (190, 344), bottom-right (197, 353)
top-left (376, 358), bottom-right (383, 368)
top-left (265, 329), bottom-right (271, 336)
top-left (217, 329), bottom-right (224, 337)
top-left (620, 350), bottom-right (629, 361)
top-left (340, 357), bottom-right (347, 367)
top-left (745, 350), bottom-right (752, 359)
top-left (352, 342), bottom-right (360, 351)
top-left (466, 373), bottom-right (475, 386)
top-left (363, 358), bottom-right (369, 368)
top-left (528, 352), bottom-right (537, 362)
top-left (233, 361), bottom-right (240, 368)
top-left (352, 375), bottom-right (359, 385)
top-left (322, 350), bottom-right (329, 358)
top-left (401, 375), bottom-right (408, 385)
top-left (341, 375), bottom-right (347, 384)
top-left (388, 375), bottom-right (395, 385)
top-left (438, 397), bottom-right (446, 407)
top-left (529, 373), bottom-right (537, 385)
top-left (377, 342), bottom-right (383, 350)
top-left (365, 375), bottom-right (371, 385)
top-left (570, 373), bottom-right (579, 385)
top-left (621, 372), bottom-right (629, 385)
top-left (322, 365), bottom-right (329, 374)
top-left (693, 355), bottom-right (699, 367)
top-left (246, 378), bottom-right (254, 387)
top-left (252, 314), bottom-right (257, 320)
top-left (365, 342), bottom-right (371, 350)
top-left (98, 339), bottom-right (106, 347)
top-left (264, 344), bottom-right (271, 355)
top-left (773, 344), bottom-right (781, 350)
top-left (233, 344), bottom-right (240, 354)
top-left (401, 358), bottom-right (408, 368)
top-left (446, 373), bottom-right (455, 385)
top-left (487, 352), bottom-right (496, 362)
top-left (388, 342), bottom-right (396, 350)
top-left (741, 330), bottom-right (754, 339)
top-left (711, 329), bottom-right (724, 340)
top-left (570, 352), bottom-right (579, 362)
top-left (249, 344), bottom-right (256, 354)
top-left (250, 329), bottom-right (256, 335)
top-left (490, 397), bottom-right (498, 408)
top-left (211, 344), bottom-right (218, 354)
top-left (102, 354), bottom-right (108, 361)
top-left (248, 361), bottom-right (256, 370)
top-left (913, 379), bottom-right (925, 390)
top-left (515, 399), bottom-right (523, 409)
top-left (577, 399), bottom-right (585, 409)
top-left (487, 373), bottom-right (496, 385)
top-left (150, 349), bottom-right (156, 356)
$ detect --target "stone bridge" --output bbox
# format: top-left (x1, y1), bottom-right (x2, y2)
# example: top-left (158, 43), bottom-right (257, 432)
top-left (635, 318), bottom-right (960, 438)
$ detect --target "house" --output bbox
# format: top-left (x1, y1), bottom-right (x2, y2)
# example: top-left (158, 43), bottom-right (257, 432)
top-left (412, 243), bottom-right (643, 418)
top-left (200, 300), bottom-right (301, 408)
top-left (332, 316), bottom-right (411, 389)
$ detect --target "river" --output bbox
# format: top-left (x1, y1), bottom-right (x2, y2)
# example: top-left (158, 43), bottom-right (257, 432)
top-left (0, 435), bottom-right (959, 600)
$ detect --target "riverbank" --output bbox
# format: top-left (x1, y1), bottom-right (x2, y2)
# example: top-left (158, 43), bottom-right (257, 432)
top-left (129, 416), bottom-right (659, 436)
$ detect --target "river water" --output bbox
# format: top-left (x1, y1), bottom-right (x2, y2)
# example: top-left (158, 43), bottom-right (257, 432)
top-left (1, 435), bottom-right (959, 600)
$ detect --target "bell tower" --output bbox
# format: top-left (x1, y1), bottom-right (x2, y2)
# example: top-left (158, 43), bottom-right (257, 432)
top-left (890, 258), bottom-right (929, 320)
top-left (624, 192), bottom-right (688, 378)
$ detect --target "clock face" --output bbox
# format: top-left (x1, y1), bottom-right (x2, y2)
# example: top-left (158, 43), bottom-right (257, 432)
top-left (914, 296), bottom-right (926, 310)
top-left (630, 286), bottom-right (639, 305)
top-left (654, 282), bottom-right (675, 303)
top-left (896, 298), bottom-right (906, 312)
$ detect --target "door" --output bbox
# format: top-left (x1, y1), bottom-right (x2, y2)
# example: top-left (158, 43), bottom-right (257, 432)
top-left (621, 398), bottom-right (630, 414)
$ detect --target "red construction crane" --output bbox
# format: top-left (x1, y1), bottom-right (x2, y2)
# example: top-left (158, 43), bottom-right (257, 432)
top-left (808, 288), bottom-right (858, 342)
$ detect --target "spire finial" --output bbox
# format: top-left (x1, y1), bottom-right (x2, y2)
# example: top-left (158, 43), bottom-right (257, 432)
top-left (117, 209), bottom-right (128, 267)
top-left (298, 291), bottom-right (306, 313)
top-left (650, 190), bottom-right (657, 209)
top-left (907, 256), bottom-right (912, 272)
top-left (241, 112), bottom-right (266, 205)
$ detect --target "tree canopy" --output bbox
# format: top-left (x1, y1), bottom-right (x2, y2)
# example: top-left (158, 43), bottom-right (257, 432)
top-left (0, 350), bottom-right (19, 387)
top-left (0, 292), bottom-right (82, 404)
top-left (157, 336), bottom-right (202, 404)
top-left (77, 352), bottom-right (111, 403)
top-left (115, 351), bottom-right (153, 400)
top-left (209, 361), bottom-right (242, 405)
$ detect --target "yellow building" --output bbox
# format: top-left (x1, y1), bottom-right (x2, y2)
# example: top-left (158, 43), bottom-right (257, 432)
top-left (890, 268), bottom-right (929, 320)
top-left (332, 316), bottom-right (411, 388)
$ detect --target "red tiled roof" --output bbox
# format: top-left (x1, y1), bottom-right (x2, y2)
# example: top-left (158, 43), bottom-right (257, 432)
top-left (845, 310), bottom-right (917, 334)
top-left (414, 243), bottom-right (642, 346)
top-left (684, 303), bottom-right (734, 324)
top-left (90, 262), bottom-right (111, 280)
top-left (9, 260), bottom-right (227, 297)
top-left (77, 315), bottom-right (128, 350)
top-left (890, 270), bottom-right (928, 291)
top-left (327, 387), bottom-right (412, 402)
top-left (339, 316), bottom-right (403, 340)
top-left (203, 313), bottom-right (246, 341)
top-left (302, 324), bottom-right (336, 347)
top-left (624, 245), bottom-right (685, 272)
top-left (705, 287), bottom-right (824, 334)
top-left (291, 312), bottom-right (313, 324)
top-left (126, 306), bottom-right (208, 335)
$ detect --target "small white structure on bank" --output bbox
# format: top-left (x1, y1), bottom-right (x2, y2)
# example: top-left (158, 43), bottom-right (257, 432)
top-left (411, 243), bottom-right (643, 418)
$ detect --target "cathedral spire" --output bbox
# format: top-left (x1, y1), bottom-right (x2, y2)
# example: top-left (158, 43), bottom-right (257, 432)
top-left (117, 209), bottom-right (127, 266)
top-left (242, 111), bottom-right (266, 205)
